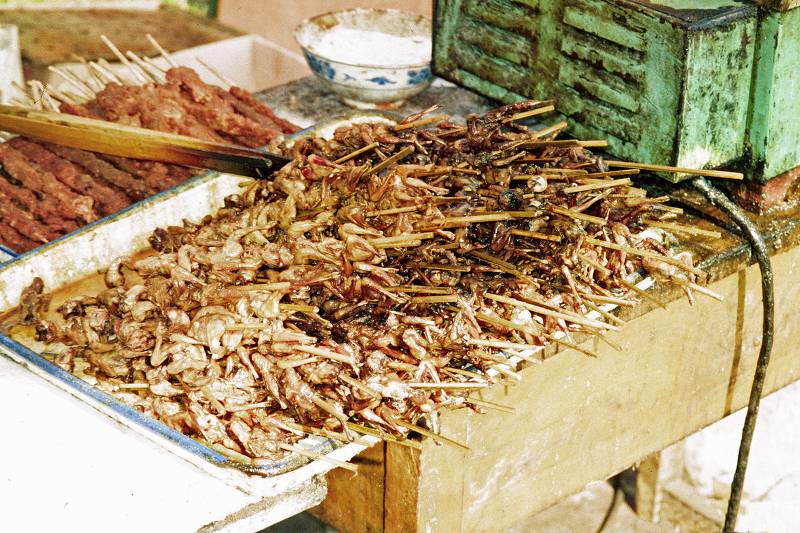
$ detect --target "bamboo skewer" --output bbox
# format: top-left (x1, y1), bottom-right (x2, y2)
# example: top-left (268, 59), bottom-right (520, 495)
top-left (195, 56), bottom-right (235, 88)
top-left (395, 420), bottom-right (469, 451)
top-left (484, 293), bottom-right (618, 331)
top-left (644, 219), bottom-right (722, 239)
top-left (605, 160), bottom-right (744, 180)
top-left (345, 422), bottom-right (422, 449)
top-left (584, 237), bottom-right (706, 276)
top-left (97, 58), bottom-right (125, 83)
top-left (147, 33), bottom-right (178, 67)
top-left (464, 397), bottom-right (516, 413)
top-left (47, 66), bottom-right (95, 99)
top-left (529, 120), bottom-right (568, 139)
top-left (295, 345), bottom-right (355, 365)
top-left (408, 295), bottom-right (460, 304)
top-left (503, 104), bottom-right (556, 122)
top-left (509, 229), bottom-right (562, 242)
top-left (394, 115), bottom-right (447, 131)
top-left (279, 442), bottom-right (358, 472)
top-left (563, 178), bottom-right (632, 194)
top-left (364, 146), bottom-right (414, 177)
top-left (334, 142), bottom-right (379, 164)
top-left (100, 35), bottom-right (149, 84)
top-left (619, 278), bottom-right (667, 309)
top-left (407, 382), bottom-right (489, 390)
top-left (550, 206), bottom-right (607, 225)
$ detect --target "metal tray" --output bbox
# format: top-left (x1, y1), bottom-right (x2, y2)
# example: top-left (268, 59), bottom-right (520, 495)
top-left (0, 114), bottom-right (395, 495)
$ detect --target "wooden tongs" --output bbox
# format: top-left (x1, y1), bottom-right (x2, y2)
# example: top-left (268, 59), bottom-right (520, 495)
top-left (0, 104), bottom-right (292, 178)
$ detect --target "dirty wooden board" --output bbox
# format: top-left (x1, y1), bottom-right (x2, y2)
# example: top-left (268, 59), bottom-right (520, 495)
top-left (0, 7), bottom-right (239, 73)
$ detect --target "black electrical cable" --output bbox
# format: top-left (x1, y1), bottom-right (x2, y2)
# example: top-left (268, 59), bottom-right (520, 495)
top-left (691, 177), bottom-right (775, 533)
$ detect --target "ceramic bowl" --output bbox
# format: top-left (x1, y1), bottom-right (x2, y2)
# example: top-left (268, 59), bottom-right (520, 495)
top-left (295, 8), bottom-right (433, 109)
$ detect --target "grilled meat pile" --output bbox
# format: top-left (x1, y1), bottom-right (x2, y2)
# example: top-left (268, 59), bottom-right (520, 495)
top-left (6, 101), bottom-right (704, 463)
top-left (0, 66), bottom-right (298, 253)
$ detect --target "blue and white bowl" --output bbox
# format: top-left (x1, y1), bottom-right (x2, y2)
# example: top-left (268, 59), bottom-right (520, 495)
top-left (295, 8), bottom-right (433, 109)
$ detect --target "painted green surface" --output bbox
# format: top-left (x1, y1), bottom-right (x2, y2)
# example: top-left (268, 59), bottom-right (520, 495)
top-left (434, 0), bottom-right (800, 182)
top-left (748, 8), bottom-right (800, 182)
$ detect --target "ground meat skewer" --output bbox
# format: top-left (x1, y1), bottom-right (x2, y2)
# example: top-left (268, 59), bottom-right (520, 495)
top-left (166, 67), bottom-right (278, 147)
top-left (0, 171), bottom-right (78, 233)
top-left (10, 139), bottom-right (130, 216)
top-left (229, 86), bottom-right (300, 134)
top-left (0, 190), bottom-right (57, 243)
top-left (0, 143), bottom-right (97, 223)
top-left (44, 144), bottom-right (152, 200)
top-left (99, 154), bottom-right (185, 191)
top-left (0, 221), bottom-right (40, 252)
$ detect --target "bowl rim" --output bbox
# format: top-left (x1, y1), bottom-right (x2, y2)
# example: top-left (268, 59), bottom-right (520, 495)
top-left (294, 7), bottom-right (433, 70)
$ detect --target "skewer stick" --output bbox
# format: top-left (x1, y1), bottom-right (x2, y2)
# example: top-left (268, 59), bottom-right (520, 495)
top-left (368, 232), bottom-right (435, 244)
top-left (643, 219), bottom-right (722, 239)
top-left (345, 422), bottom-right (422, 449)
top-left (127, 51), bottom-right (165, 83)
top-left (409, 263), bottom-right (470, 272)
top-left (605, 160), bottom-right (743, 180)
top-left (395, 419), bottom-right (469, 451)
top-left (509, 229), bottom-right (561, 242)
top-left (88, 61), bottom-right (114, 84)
top-left (444, 367), bottom-right (492, 381)
top-left (394, 115), bottom-right (448, 131)
top-left (407, 295), bottom-right (460, 304)
top-left (576, 252), bottom-right (612, 277)
top-left (366, 205), bottom-right (419, 217)
top-left (295, 345), bottom-right (355, 365)
top-left (195, 56), bottom-right (235, 88)
top-left (407, 382), bottom-right (488, 390)
top-left (284, 421), bottom-right (350, 443)
top-left (146, 33), bottom-right (178, 68)
top-left (26, 81), bottom-right (43, 110)
top-left (490, 363), bottom-right (522, 381)
top-left (470, 251), bottom-right (538, 285)
top-left (618, 278), bottom-right (667, 309)
top-left (334, 142), bottom-right (379, 164)
top-left (279, 443), bottom-right (358, 472)
top-left (571, 287), bottom-right (635, 306)
top-left (47, 66), bottom-right (96, 99)
top-left (385, 285), bottom-right (454, 294)
top-left (578, 168), bottom-right (640, 179)
top-left (584, 237), bottom-right (706, 276)
top-left (672, 278), bottom-right (724, 301)
top-left (484, 293), bottom-right (618, 331)
top-left (276, 356), bottom-right (320, 369)
top-left (339, 374), bottom-right (381, 398)
top-left (465, 397), bottom-right (515, 413)
top-left (502, 104), bottom-right (556, 122)
top-left (363, 146), bottom-right (414, 177)
top-left (100, 35), bottom-right (149, 84)
top-left (97, 58), bottom-right (124, 83)
top-left (143, 55), bottom-right (168, 74)
top-left (40, 85), bottom-right (79, 105)
top-left (563, 178), bottom-right (632, 194)
top-left (581, 299), bottom-right (626, 326)
top-left (211, 443), bottom-right (252, 464)
top-left (11, 81), bottom-right (35, 105)
top-left (529, 120), bottom-right (568, 139)
top-left (550, 206), bottom-right (607, 225)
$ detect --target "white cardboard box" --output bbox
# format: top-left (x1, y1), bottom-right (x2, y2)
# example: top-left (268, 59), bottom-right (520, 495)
top-left (43, 34), bottom-right (310, 96)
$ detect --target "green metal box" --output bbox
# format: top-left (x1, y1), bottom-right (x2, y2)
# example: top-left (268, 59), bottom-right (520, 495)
top-left (433, 1), bottom-right (800, 183)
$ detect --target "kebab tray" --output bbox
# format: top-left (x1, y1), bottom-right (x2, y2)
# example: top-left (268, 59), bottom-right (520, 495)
top-left (0, 114), bottom-right (394, 496)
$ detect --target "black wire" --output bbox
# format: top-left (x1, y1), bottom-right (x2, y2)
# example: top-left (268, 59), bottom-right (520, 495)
top-left (691, 177), bottom-right (775, 533)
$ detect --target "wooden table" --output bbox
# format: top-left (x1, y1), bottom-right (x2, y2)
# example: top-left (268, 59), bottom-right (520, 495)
top-left (257, 78), bottom-right (800, 532)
